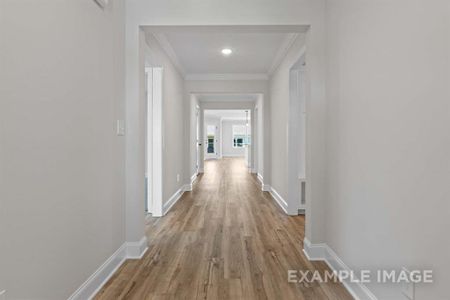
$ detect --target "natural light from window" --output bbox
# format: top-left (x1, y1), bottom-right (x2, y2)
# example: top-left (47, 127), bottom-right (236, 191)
top-left (232, 125), bottom-right (250, 148)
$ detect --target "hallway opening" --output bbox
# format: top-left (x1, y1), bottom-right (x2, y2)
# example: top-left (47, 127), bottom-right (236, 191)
top-left (123, 24), bottom-right (323, 300)
top-left (287, 53), bottom-right (307, 215)
top-left (190, 93), bottom-right (263, 179)
top-left (203, 109), bottom-right (252, 171)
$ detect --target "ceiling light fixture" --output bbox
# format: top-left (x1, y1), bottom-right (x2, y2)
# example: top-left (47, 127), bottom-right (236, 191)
top-left (221, 48), bottom-right (233, 56)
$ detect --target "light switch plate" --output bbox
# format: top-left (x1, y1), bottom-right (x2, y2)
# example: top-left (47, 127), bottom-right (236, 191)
top-left (116, 120), bottom-right (125, 136)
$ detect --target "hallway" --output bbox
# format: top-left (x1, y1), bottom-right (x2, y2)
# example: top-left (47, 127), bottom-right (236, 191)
top-left (3, 1), bottom-right (450, 298)
top-left (95, 158), bottom-right (352, 300)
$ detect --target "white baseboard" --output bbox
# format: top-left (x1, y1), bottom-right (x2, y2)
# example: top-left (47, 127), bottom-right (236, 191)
top-left (163, 172), bottom-right (200, 214)
top-left (183, 172), bottom-right (198, 192)
top-left (268, 187), bottom-right (288, 214)
top-left (303, 238), bottom-right (328, 260)
top-left (257, 173), bottom-right (264, 185)
top-left (163, 188), bottom-right (184, 215)
top-left (69, 175), bottom-right (198, 300)
top-left (183, 184), bottom-right (192, 192)
top-left (191, 173), bottom-right (198, 183)
top-left (303, 238), bottom-right (378, 300)
top-left (67, 175), bottom-right (372, 300)
top-left (126, 236), bottom-right (148, 259)
top-left (257, 174), bottom-right (271, 192)
top-left (68, 236), bottom-right (148, 300)
top-left (262, 183), bottom-right (271, 192)
top-left (68, 244), bottom-right (127, 300)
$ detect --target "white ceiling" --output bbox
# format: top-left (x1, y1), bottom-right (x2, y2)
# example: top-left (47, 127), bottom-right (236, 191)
top-left (143, 25), bottom-right (307, 78)
top-left (204, 109), bottom-right (249, 120)
top-left (163, 32), bottom-right (288, 74)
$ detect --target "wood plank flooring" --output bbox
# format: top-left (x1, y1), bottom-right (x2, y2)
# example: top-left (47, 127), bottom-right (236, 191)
top-left (95, 158), bottom-right (352, 300)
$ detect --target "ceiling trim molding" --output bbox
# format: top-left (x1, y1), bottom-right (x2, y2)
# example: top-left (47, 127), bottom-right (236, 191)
top-left (185, 73), bottom-right (268, 81)
top-left (143, 25), bottom-right (310, 34)
top-left (151, 33), bottom-right (186, 76)
top-left (267, 33), bottom-right (300, 75)
top-left (220, 117), bottom-right (248, 121)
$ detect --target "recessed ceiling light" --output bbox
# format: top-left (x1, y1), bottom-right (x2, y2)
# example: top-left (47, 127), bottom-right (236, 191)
top-left (221, 48), bottom-right (233, 56)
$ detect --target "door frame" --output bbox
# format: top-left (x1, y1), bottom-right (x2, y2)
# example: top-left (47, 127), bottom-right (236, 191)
top-left (145, 66), bottom-right (163, 217)
top-left (204, 122), bottom-right (219, 160)
top-left (287, 49), bottom-right (307, 216)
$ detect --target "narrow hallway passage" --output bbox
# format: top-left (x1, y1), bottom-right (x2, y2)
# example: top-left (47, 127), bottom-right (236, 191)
top-left (95, 158), bottom-right (352, 300)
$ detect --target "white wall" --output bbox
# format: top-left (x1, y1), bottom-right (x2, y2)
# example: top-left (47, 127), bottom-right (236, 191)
top-left (0, 1), bottom-right (125, 299)
top-left (325, 1), bottom-right (450, 299)
top-left (221, 120), bottom-right (247, 157)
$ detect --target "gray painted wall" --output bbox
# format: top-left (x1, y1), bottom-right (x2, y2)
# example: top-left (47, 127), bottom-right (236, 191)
top-left (0, 1), bottom-right (125, 298)
top-left (325, 1), bottom-right (450, 299)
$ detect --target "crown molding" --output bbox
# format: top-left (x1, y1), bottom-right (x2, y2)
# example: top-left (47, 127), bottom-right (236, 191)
top-left (150, 33), bottom-right (186, 77)
top-left (143, 25), bottom-right (309, 34)
top-left (268, 33), bottom-right (300, 75)
top-left (185, 73), bottom-right (268, 81)
top-left (220, 117), bottom-right (248, 121)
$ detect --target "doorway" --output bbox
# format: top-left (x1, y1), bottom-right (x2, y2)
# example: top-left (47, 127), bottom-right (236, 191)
top-left (287, 53), bottom-right (307, 215)
top-left (190, 93), bottom-right (263, 180)
top-left (203, 109), bottom-right (251, 166)
top-left (205, 124), bottom-right (218, 159)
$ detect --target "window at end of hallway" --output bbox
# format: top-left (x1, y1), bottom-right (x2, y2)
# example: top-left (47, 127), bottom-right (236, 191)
top-left (232, 125), bottom-right (250, 148)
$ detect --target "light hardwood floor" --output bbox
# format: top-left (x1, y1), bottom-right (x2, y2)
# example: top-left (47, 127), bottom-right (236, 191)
top-left (95, 158), bottom-right (352, 300)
